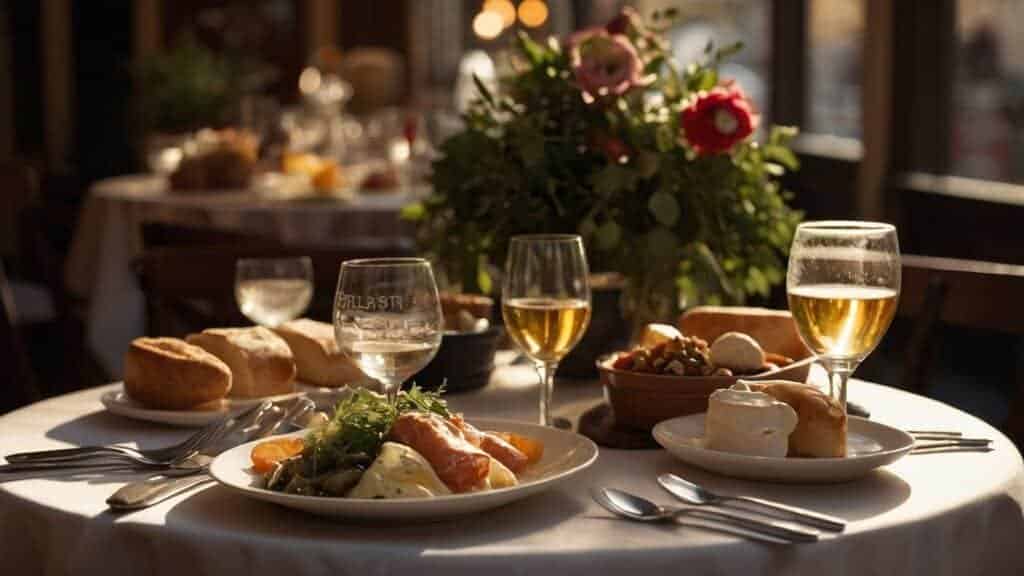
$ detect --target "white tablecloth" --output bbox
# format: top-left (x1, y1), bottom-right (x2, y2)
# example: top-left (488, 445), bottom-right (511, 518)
top-left (65, 175), bottom-right (418, 376)
top-left (2, 367), bottom-right (1022, 575)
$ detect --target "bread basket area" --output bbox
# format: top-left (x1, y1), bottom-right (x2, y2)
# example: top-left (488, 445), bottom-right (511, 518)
top-left (598, 307), bottom-right (815, 430)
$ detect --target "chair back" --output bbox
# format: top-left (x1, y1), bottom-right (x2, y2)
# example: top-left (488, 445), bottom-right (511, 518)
top-left (135, 224), bottom-right (414, 337)
top-left (891, 255), bottom-right (1024, 445)
top-left (0, 262), bottom-right (41, 413)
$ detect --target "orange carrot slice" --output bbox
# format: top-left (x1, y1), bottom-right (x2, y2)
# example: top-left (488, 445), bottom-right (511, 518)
top-left (250, 438), bottom-right (304, 473)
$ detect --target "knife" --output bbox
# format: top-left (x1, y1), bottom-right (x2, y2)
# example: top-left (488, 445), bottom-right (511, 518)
top-left (107, 397), bottom-right (314, 511)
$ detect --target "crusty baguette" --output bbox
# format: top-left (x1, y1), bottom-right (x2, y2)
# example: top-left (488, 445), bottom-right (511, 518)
top-left (744, 380), bottom-right (847, 458)
top-left (272, 319), bottom-right (365, 387)
top-left (123, 337), bottom-right (232, 409)
top-left (186, 327), bottom-right (296, 398)
top-left (678, 306), bottom-right (809, 360)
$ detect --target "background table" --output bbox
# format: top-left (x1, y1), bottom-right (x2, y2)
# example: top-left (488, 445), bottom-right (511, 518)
top-left (65, 174), bottom-right (418, 375)
top-left (2, 366), bottom-right (1022, 575)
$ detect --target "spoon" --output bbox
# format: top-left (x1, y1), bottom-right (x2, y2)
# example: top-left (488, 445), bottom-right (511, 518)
top-left (657, 473), bottom-right (846, 532)
top-left (592, 487), bottom-right (819, 544)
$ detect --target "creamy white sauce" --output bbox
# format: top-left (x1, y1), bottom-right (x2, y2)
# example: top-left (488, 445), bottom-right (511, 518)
top-left (705, 381), bottom-right (798, 457)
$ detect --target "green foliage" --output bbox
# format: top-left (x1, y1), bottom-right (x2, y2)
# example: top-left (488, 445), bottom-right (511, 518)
top-left (135, 33), bottom-right (239, 133)
top-left (405, 11), bottom-right (802, 310)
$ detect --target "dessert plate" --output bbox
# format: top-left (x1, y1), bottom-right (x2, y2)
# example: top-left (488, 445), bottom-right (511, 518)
top-left (653, 413), bottom-right (914, 483)
top-left (100, 384), bottom-right (304, 427)
top-left (209, 418), bottom-right (599, 520)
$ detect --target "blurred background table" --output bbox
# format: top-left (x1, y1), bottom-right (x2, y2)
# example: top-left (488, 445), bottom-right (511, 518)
top-left (1, 366), bottom-right (1022, 575)
top-left (65, 174), bottom-right (420, 376)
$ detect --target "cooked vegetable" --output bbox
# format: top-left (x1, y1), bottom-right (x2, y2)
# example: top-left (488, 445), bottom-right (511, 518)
top-left (251, 438), bottom-right (305, 473)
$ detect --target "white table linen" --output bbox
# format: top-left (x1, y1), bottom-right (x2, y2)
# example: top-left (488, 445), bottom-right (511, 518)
top-left (1, 367), bottom-right (1022, 575)
top-left (64, 175), bottom-right (417, 376)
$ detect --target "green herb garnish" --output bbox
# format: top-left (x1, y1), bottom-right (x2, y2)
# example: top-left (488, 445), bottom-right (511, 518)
top-left (304, 385), bottom-right (449, 476)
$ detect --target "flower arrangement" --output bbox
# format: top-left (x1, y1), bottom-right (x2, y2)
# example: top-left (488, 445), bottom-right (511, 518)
top-left (405, 8), bottom-right (802, 325)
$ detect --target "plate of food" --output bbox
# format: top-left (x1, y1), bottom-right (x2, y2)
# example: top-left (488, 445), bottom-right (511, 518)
top-left (652, 380), bottom-right (914, 483)
top-left (209, 387), bottom-right (599, 519)
top-left (104, 320), bottom-right (374, 426)
top-left (598, 306), bottom-right (817, 430)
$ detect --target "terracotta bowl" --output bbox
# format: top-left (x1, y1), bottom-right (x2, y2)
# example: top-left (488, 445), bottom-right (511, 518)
top-left (597, 307), bottom-right (815, 431)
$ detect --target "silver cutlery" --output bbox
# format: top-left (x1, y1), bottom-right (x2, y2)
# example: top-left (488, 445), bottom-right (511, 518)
top-left (5, 400), bottom-right (273, 467)
top-left (592, 487), bottom-right (819, 544)
top-left (106, 396), bottom-right (315, 511)
top-left (657, 473), bottom-right (846, 532)
top-left (908, 430), bottom-right (992, 453)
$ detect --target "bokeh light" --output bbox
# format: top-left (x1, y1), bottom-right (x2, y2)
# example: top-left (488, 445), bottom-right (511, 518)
top-left (473, 10), bottom-right (504, 40)
top-left (484, 0), bottom-right (517, 28)
top-left (518, 0), bottom-right (549, 28)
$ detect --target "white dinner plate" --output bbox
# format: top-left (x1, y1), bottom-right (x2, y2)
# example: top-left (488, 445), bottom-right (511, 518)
top-left (100, 385), bottom-right (304, 428)
top-left (209, 418), bottom-right (599, 520)
top-left (653, 413), bottom-right (914, 483)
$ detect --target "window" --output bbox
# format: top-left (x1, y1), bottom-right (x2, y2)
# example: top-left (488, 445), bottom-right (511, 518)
top-left (807, 0), bottom-right (863, 139)
top-left (952, 0), bottom-right (1024, 184)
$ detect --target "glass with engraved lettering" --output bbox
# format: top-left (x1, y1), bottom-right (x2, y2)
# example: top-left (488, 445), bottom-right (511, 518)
top-left (334, 258), bottom-right (443, 402)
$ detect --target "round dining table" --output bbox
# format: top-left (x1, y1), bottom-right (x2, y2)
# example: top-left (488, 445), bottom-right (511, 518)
top-left (64, 174), bottom-right (421, 376)
top-left (1, 364), bottom-right (1022, 575)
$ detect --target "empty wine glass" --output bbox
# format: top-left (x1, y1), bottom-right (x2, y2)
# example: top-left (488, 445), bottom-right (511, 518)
top-left (235, 257), bottom-right (314, 327)
top-left (786, 221), bottom-right (901, 412)
top-left (502, 235), bottom-right (592, 426)
top-left (334, 258), bottom-right (443, 403)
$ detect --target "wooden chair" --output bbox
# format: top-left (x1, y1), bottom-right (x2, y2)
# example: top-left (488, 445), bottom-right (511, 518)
top-left (0, 262), bottom-right (42, 413)
top-left (135, 224), bottom-right (415, 338)
top-left (893, 255), bottom-right (1024, 445)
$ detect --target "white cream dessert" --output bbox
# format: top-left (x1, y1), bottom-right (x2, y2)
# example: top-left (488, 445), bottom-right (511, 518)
top-left (705, 382), bottom-right (799, 457)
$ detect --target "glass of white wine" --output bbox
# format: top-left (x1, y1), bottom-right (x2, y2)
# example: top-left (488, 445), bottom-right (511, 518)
top-left (333, 258), bottom-right (443, 403)
top-left (235, 257), bottom-right (314, 327)
top-left (502, 235), bottom-right (592, 426)
top-left (786, 221), bottom-right (900, 412)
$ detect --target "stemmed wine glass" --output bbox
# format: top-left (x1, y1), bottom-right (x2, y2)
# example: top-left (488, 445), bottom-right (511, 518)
top-left (235, 257), bottom-right (314, 327)
top-left (502, 235), bottom-right (592, 426)
top-left (333, 258), bottom-right (443, 403)
top-left (786, 221), bottom-right (901, 412)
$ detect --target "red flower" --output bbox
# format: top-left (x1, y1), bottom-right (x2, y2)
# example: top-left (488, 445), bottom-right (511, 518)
top-left (568, 29), bottom-right (643, 103)
top-left (605, 7), bottom-right (639, 35)
top-left (680, 83), bottom-right (759, 155)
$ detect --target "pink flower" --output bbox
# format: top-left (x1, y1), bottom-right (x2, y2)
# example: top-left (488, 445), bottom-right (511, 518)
top-left (680, 83), bottom-right (759, 155)
top-left (568, 29), bottom-right (643, 103)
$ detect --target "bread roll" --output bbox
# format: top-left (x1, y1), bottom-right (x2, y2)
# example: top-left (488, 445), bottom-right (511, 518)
top-left (123, 337), bottom-right (232, 409)
top-left (744, 380), bottom-right (847, 458)
top-left (679, 306), bottom-right (808, 360)
top-left (186, 327), bottom-right (296, 397)
top-left (271, 318), bottom-right (365, 387)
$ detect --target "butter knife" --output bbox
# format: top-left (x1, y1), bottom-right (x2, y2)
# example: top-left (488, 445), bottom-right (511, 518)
top-left (107, 397), bottom-right (314, 511)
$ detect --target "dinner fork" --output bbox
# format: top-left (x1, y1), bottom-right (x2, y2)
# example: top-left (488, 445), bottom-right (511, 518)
top-left (4, 400), bottom-right (273, 467)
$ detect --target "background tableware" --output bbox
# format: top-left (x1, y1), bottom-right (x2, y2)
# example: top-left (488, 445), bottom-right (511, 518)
top-left (652, 413), bottom-right (914, 483)
top-left (411, 326), bottom-right (503, 392)
top-left (786, 221), bottom-right (900, 411)
top-left (235, 256), bottom-right (314, 327)
top-left (591, 487), bottom-right (818, 544)
top-left (597, 307), bottom-right (814, 431)
top-left (100, 386), bottom-right (302, 427)
top-left (334, 258), bottom-right (443, 403)
top-left (209, 417), bottom-right (598, 520)
top-left (501, 235), bottom-right (591, 426)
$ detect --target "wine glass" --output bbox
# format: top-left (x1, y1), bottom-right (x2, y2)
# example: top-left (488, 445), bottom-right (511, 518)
top-left (235, 257), bottom-right (314, 327)
top-left (786, 221), bottom-right (901, 412)
top-left (502, 235), bottom-right (592, 426)
top-left (333, 258), bottom-right (443, 403)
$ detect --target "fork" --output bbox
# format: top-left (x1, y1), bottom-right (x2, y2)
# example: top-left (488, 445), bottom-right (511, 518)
top-left (4, 400), bottom-right (273, 467)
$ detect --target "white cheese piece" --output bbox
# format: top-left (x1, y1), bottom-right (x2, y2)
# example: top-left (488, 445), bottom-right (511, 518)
top-left (705, 382), bottom-right (798, 457)
top-left (346, 442), bottom-right (452, 499)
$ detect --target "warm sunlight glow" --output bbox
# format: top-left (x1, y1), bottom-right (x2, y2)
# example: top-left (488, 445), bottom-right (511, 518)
top-left (484, 0), bottom-right (517, 28)
top-left (473, 10), bottom-right (504, 40)
top-left (298, 67), bottom-right (321, 94)
top-left (518, 0), bottom-right (548, 28)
